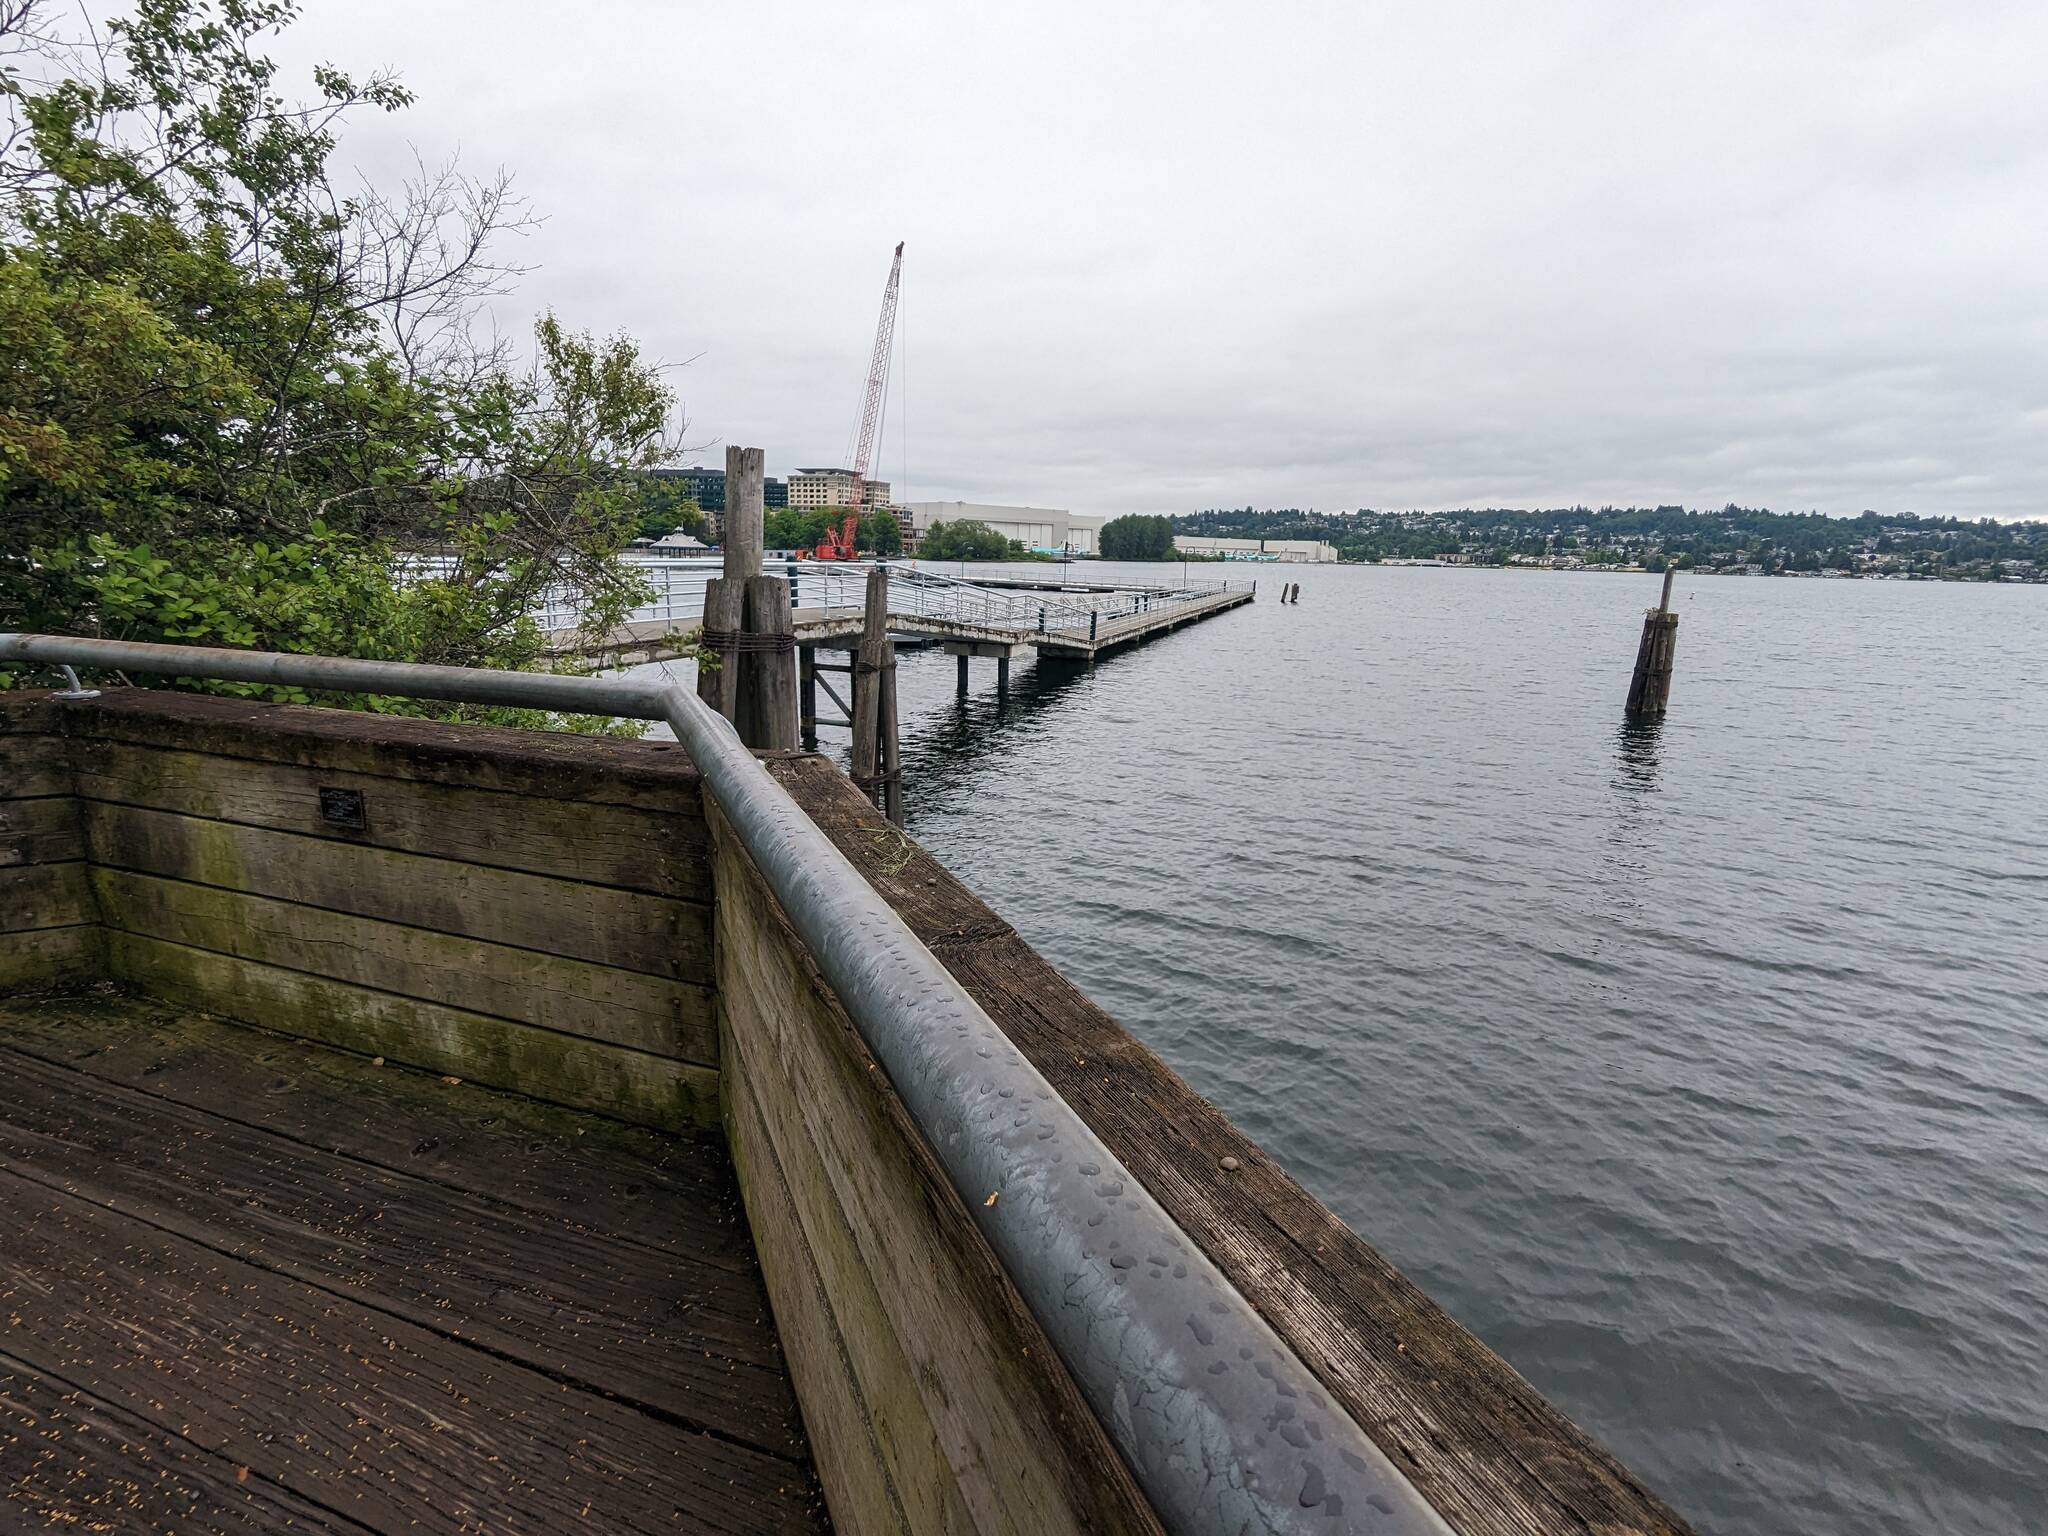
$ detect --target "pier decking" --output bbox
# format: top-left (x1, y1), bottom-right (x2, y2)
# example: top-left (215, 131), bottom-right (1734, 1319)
top-left (0, 993), bottom-right (827, 1535)
top-left (1, 653), bottom-right (1698, 1536)
top-left (555, 562), bottom-right (1255, 669)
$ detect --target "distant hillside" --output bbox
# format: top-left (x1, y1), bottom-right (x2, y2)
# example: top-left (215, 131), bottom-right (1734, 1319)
top-left (1176, 506), bottom-right (2046, 577)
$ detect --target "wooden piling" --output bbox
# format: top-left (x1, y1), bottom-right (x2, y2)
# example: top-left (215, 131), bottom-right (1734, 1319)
top-left (1625, 565), bottom-right (1680, 717)
top-left (695, 577), bottom-right (742, 721)
top-left (798, 645), bottom-right (819, 750)
top-left (956, 654), bottom-right (970, 695)
top-left (851, 568), bottom-right (889, 807)
top-left (721, 445), bottom-right (794, 748)
top-left (739, 574), bottom-right (797, 750)
top-left (724, 445), bottom-right (765, 581)
top-left (878, 653), bottom-right (902, 826)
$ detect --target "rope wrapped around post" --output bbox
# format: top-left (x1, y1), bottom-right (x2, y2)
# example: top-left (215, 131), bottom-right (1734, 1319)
top-left (699, 628), bottom-right (797, 654)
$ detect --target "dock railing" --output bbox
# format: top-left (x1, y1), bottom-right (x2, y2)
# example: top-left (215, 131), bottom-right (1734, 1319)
top-left (0, 631), bottom-right (1445, 1536)
top-left (517, 555), bottom-right (1242, 643)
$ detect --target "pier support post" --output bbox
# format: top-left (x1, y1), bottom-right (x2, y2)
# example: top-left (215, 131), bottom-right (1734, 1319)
top-left (722, 446), bottom-right (797, 749)
top-left (852, 567), bottom-right (899, 821)
top-left (696, 577), bottom-right (741, 721)
top-left (997, 655), bottom-right (1010, 693)
top-left (1625, 565), bottom-right (1680, 717)
top-left (956, 654), bottom-right (969, 695)
top-left (798, 645), bottom-right (818, 750)
top-left (739, 575), bottom-right (797, 750)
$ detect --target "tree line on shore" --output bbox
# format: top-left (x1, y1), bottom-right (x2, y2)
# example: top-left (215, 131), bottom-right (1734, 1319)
top-left (1178, 505), bottom-right (2045, 573)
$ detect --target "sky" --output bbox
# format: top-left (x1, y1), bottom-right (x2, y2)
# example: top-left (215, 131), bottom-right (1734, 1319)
top-left (269, 0), bottom-right (2048, 521)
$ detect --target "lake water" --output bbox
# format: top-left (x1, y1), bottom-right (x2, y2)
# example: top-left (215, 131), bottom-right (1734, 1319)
top-left (648, 563), bottom-right (2048, 1535)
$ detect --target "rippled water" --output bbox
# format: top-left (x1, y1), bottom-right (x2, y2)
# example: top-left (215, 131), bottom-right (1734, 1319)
top-left (652, 563), bottom-right (2048, 1534)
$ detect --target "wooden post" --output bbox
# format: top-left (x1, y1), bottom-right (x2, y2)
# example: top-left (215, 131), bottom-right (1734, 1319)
top-left (723, 446), bottom-right (790, 746)
top-left (996, 655), bottom-right (1010, 693)
top-left (740, 575), bottom-right (797, 750)
top-left (799, 644), bottom-right (818, 751)
top-left (1625, 566), bottom-right (1681, 717)
top-left (851, 568), bottom-right (888, 805)
top-left (725, 445), bottom-right (765, 582)
top-left (696, 577), bottom-right (742, 722)
top-left (956, 655), bottom-right (970, 695)
top-left (879, 650), bottom-right (902, 826)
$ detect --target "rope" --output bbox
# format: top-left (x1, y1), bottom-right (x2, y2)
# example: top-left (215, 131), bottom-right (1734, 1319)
top-left (699, 629), bottom-right (796, 654)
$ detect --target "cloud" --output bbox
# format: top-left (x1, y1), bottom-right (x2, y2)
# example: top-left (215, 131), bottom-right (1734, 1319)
top-left (275, 0), bottom-right (2048, 519)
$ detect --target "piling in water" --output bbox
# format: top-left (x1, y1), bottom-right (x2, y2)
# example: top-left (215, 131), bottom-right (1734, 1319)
top-left (1625, 565), bottom-right (1680, 717)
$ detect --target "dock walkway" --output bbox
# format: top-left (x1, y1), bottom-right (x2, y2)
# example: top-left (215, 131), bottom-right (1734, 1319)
top-left (572, 573), bottom-right (1253, 669)
top-left (0, 994), bottom-right (828, 1536)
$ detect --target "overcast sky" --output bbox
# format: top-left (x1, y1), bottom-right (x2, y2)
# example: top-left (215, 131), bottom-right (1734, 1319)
top-left (274, 1), bottom-right (2048, 521)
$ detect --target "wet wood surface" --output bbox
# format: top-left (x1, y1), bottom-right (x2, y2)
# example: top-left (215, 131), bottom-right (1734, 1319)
top-left (712, 808), bottom-right (1161, 1536)
top-left (769, 753), bottom-right (1697, 1536)
top-left (0, 993), bottom-right (830, 1535)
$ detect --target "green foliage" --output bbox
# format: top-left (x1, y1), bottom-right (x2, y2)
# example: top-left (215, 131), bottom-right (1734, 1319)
top-left (0, 0), bottom-right (681, 727)
top-left (858, 510), bottom-right (902, 556)
top-left (765, 507), bottom-right (836, 551)
top-left (1099, 514), bottom-right (1175, 561)
top-left (632, 478), bottom-right (704, 542)
top-left (917, 519), bottom-right (1010, 561)
top-left (1179, 503), bottom-right (2047, 574)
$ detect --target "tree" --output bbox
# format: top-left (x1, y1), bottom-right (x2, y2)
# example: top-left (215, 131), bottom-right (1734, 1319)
top-left (633, 478), bottom-right (704, 542)
top-left (1099, 514), bottom-right (1174, 561)
top-left (0, 0), bottom-right (683, 727)
top-left (858, 510), bottom-right (902, 556)
top-left (918, 520), bottom-right (1009, 561)
top-left (764, 508), bottom-right (833, 552)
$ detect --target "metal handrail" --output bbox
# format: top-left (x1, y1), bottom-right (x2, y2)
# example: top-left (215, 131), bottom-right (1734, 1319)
top-left (0, 633), bottom-right (1443, 1536)
top-left (524, 555), bottom-right (1238, 642)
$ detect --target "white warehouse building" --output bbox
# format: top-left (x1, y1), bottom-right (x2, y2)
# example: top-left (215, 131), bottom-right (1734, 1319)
top-left (1173, 536), bottom-right (1339, 564)
top-left (900, 502), bottom-right (1105, 556)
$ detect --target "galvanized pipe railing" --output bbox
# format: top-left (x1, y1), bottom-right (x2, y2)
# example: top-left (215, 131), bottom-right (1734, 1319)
top-left (0, 632), bottom-right (1447, 1536)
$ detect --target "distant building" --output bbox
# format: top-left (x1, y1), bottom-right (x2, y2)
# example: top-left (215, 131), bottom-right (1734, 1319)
top-left (790, 468), bottom-right (891, 511)
top-left (648, 465), bottom-right (787, 542)
top-left (648, 531), bottom-right (709, 553)
top-left (1173, 536), bottom-right (1337, 564)
top-left (899, 502), bottom-right (1104, 556)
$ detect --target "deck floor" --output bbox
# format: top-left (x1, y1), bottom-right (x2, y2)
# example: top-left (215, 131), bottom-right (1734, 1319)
top-left (0, 992), bottom-right (829, 1535)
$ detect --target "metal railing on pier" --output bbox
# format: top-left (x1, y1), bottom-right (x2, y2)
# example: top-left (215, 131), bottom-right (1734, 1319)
top-left (528, 555), bottom-right (1245, 644)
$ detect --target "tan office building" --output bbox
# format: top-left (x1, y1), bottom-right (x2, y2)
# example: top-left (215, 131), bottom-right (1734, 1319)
top-left (790, 468), bottom-right (892, 510)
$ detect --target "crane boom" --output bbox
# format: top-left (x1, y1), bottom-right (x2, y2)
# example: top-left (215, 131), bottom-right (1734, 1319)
top-left (848, 241), bottom-right (904, 513)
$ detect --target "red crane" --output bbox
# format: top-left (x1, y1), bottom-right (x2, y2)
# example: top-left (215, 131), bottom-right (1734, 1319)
top-left (847, 241), bottom-right (904, 524)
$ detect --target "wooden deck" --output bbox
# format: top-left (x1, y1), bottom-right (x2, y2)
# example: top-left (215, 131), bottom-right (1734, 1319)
top-left (0, 993), bottom-right (829, 1535)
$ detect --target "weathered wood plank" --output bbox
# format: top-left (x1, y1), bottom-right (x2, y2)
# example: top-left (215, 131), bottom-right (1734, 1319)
top-left (768, 754), bottom-right (1698, 1536)
top-left (0, 1044), bottom-right (800, 1453)
top-left (713, 810), bottom-right (1162, 1536)
top-left (69, 738), bottom-right (709, 897)
top-left (1, 1352), bottom-right (354, 1533)
top-left (0, 925), bottom-right (101, 995)
top-left (81, 800), bottom-right (710, 982)
top-left (105, 931), bottom-right (719, 1132)
top-left (92, 868), bottom-right (715, 1064)
top-left (728, 1029), bottom-right (977, 1536)
top-left (0, 994), bottom-right (745, 1268)
top-left (0, 739), bottom-right (71, 801)
top-left (0, 795), bottom-right (81, 868)
top-left (0, 695), bottom-right (62, 734)
top-left (51, 688), bottom-right (704, 807)
top-left (0, 861), bottom-right (94, 934)
top-left (0, 1168), bottom-right (825, 1536)
top-left (726, 1063), bottom-right (945, 1536)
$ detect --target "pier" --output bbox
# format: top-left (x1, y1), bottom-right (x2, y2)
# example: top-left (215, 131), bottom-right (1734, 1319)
top-left (1, 633), bottom-right (1696, 1536)
top-left (556, 559), bottom-right (1255, 674)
